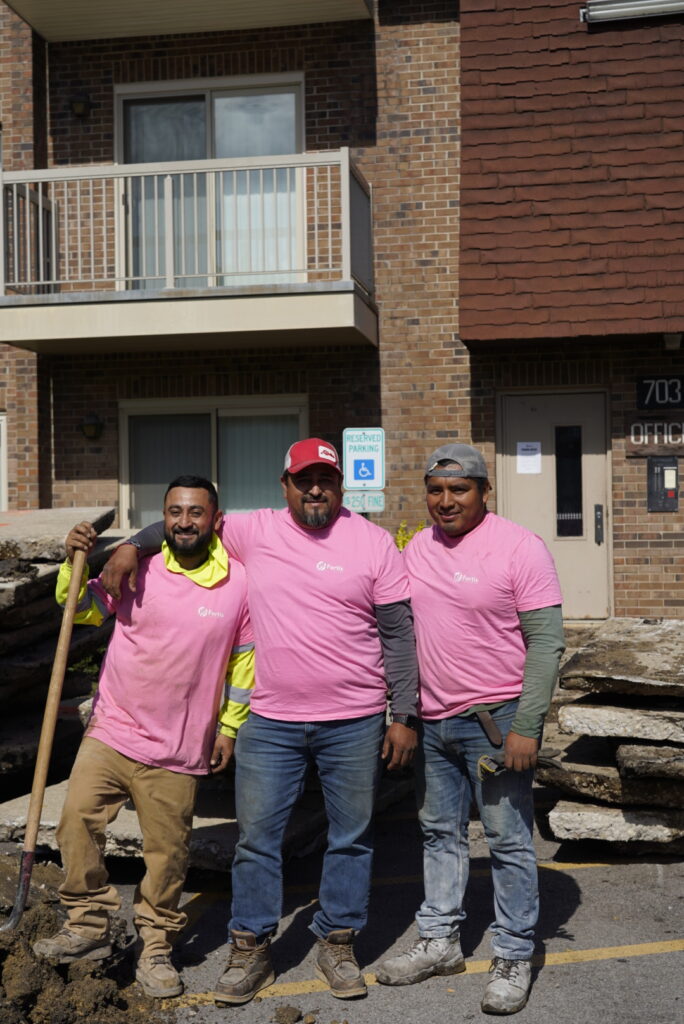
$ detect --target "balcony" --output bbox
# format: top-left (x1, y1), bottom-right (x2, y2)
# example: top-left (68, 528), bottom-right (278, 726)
top-left (6, 1), bottom-right (372, 42)
top-left (0, 149), bottom-right (377, 354)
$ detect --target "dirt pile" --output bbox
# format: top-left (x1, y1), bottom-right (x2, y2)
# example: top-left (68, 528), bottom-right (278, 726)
top-left (0, 853), bottom-right (173, 1024)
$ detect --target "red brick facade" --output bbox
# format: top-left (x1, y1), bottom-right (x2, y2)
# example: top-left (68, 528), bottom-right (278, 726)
top-left (0, 3), bottom-right (43, 506)
top-left (1, 1), bottom-right (683, 617)
top-left (10, 2), bottom-right (468, 525)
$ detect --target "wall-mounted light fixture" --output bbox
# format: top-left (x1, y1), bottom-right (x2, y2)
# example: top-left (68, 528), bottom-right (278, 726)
top-left (79, 413), bottom-right (104, 440)
top-left (663, 333), bottom-right (683, 351)
top-left (69, 94), bottom-right (92, 118)
top-left (581, 0), bottom-right (684, 21)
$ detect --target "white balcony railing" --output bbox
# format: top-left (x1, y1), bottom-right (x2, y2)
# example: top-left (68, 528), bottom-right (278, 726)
top-left (0, 149), bottom-right (373, 301)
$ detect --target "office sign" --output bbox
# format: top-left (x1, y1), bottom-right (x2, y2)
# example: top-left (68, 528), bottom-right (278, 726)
top-left (625, 413), bottom-right (684, 455)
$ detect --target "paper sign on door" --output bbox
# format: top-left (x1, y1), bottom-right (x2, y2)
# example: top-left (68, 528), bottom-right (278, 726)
top-left (516, 441), bottom-right (542, 474)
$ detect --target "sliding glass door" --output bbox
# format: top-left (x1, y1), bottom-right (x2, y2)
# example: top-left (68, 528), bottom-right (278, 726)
top-left (121, 81), bottom-right (302, 290)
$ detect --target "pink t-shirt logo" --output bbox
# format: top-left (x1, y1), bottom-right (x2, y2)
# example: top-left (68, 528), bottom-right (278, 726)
top-left (453, 571), bottom-right (479, 584)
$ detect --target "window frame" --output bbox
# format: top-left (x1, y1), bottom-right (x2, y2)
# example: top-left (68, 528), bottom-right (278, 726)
top-left (114, 74), bottom-right (306, 165)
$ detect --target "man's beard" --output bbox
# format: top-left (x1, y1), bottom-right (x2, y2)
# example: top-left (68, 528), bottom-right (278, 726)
top-left (164, 525), bottom-right (213, 558)
top-left (302, 504), bottom-right (332, 528)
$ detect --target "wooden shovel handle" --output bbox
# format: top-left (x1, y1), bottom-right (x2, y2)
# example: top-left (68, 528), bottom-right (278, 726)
top-left (22, 547), bottom-right (87, 855)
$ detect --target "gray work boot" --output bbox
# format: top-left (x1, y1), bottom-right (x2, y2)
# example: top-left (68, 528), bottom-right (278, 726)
top-left (214, 930), bottom-right (275, 1005)
top-left (315, 928), bottom-right (367, 999)
top-left (33, 926), bottom-right (112, 964)
top-left (481, 957), bottom-right (532, 1015)
top-left (375, 935), bottom-right (465, 986)
top-left (136, 954), bottom-right (183, 998)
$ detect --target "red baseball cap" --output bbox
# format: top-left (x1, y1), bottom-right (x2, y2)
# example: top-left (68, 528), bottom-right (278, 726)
top-left (283, 438), bottom-right (342, 475)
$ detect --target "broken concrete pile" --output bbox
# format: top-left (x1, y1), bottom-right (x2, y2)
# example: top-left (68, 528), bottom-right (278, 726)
top-left (540, 618), bottom-right (684, 852)
top-left (0, 509), bottom-right (122, 791)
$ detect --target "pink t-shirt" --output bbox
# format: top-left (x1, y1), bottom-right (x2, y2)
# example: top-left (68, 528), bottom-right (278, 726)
top-left (85, 554), bottom-right (252, 774)
top-left (220, 507), bottom-right (410, 721)
top-left (404, 512), bottom-right (562, 720)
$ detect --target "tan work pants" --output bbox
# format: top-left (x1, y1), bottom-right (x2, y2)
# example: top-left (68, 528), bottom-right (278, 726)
top-left (56, 737), bottom-right (199, 956)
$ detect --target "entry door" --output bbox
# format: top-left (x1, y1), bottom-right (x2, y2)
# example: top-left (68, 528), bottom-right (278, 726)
top-left (498, 392), bottom-right (610, 619)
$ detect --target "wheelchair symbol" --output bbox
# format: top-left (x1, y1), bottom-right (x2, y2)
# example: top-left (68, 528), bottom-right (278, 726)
top-left (353, 459), bottom-right (375, 481)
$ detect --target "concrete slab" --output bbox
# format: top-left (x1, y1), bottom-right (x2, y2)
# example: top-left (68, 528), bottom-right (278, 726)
top-left (560, 616), bottom-right (684, 698)
top-left (616, 743), bottom-right (684, 780)
top-left (0, 714), bottom-right (84, 780)
top-left (547, 799), bottom-right (684, 848)
top-left (558, 695), bottom-right (684, 744)
top-left (0, 607), bottom-right (63, 656)
top-left (0, 507), bottom-right (116, 561)
top-left (534, 727), bottom-right (683, 808)
top-left (0, 562), bottom-right (61, 612)
top-left (0, 531), bottom-right (125, 615)
top-left (1, 619), bottom-right (114, 704)
top-left (0, 772), bottom-right (414, 872)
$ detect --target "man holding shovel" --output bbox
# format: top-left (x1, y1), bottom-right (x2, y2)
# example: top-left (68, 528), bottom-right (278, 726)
top-left (33, 476), bottom-right (253, 1000)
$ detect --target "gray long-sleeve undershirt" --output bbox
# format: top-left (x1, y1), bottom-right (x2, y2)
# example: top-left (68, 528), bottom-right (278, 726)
top-left (129, 522), bottom-right (418, 717)
top-left (511, 604), bottom-right (566, 738)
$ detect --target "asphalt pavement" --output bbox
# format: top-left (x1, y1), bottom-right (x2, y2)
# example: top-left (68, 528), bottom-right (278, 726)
top-left (101, 782), bottom-right (683, 1024)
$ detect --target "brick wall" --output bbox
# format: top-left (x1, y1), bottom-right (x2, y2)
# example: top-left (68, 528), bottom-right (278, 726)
top-left (459, 0), bottom-right (684, 340)
top-left (0, 3), bottom-right (42, 507)
top-left (471, 335), bottom-right (684, 617)
top-left (38, 3), bottom-right (466, 530)
top-left (44, 343), bottom-right (381, 512)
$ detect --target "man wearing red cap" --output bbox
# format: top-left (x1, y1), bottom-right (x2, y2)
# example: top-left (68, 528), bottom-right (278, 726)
top-left (101, 438), bottom-right (419, 1004)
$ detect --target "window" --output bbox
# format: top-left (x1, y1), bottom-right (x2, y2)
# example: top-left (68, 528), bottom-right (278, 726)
top-left (116, 75), bottom-right (304, 289)
top-left (120, 396), bottom-right (308, 527)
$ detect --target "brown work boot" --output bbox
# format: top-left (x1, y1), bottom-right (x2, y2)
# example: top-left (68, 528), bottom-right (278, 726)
top-left (315, 928), bottom-right (367, 999)
top-left (214, 930), bottom-right (275, 1005)
top-left (136, 954), bottom-right (183, 998)
top-left (33, 926), bottom-right (112, 964)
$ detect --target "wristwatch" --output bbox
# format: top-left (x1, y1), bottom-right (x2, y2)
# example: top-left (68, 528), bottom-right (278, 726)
top-left (392, 714), bottom-right (418, 729)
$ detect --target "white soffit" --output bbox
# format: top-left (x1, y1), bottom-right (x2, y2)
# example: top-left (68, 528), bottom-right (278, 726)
top-left (5, 1), bottom-right (372, 42)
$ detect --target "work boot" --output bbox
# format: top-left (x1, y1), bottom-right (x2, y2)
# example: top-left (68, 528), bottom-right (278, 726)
top-left (481, 957), bottom-right (532, 1015)
top-left (375, 934), bottom-right (466, 985)
top-left (136, 954), bottom-right (183, 998)
top-left (32, 926), bottom-right (112, 964)
top-left (214, 930), bottom-right (275, 1005)
top-left (315, 928), bottom-right (367, 999)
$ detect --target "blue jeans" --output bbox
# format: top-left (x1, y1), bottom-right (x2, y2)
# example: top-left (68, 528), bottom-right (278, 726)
top-left (415, 702), bottom-right (538, 960)
top-left (230, 711), bottom-right (385, 943)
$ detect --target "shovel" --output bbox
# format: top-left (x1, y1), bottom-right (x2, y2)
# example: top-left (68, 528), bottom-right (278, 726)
top-left (1, 544), bottom-right (89, 931)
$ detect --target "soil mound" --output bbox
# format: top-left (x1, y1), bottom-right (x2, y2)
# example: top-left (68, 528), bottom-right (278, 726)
top-left (0, 853), bottom-right (173, 1024)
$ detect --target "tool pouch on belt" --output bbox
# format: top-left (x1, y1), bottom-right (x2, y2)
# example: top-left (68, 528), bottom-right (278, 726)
top-left (475, 710), bottom-right (503, 748)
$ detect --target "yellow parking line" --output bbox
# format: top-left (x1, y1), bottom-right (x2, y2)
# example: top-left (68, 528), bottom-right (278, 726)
top-left (169, 939), bottom-right (684, 1008)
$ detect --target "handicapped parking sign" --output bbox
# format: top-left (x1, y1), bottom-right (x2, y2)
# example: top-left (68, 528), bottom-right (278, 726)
top-left (354, 459), bottom-right (376, 481)
top-left (343, 428), bottom-right (385, 489)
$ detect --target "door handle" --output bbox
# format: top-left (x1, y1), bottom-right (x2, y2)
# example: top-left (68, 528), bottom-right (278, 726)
top-left (594, 504), bottom-right (604, 545)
